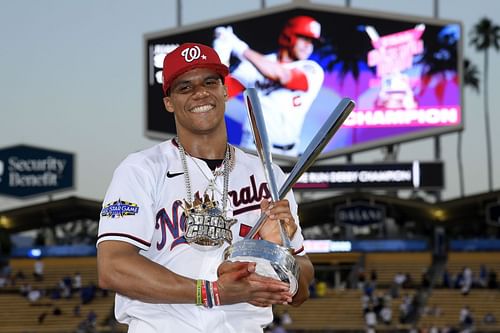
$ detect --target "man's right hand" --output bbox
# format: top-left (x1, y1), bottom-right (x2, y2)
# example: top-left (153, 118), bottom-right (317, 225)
top-left (216, 260), bottom-right (292, 307)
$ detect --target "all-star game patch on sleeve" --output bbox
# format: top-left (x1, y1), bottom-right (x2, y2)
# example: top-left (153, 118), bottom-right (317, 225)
top-left (101, 199), bottom-right (140, 218)
top-left (97, 156), bottom-right (156, 250)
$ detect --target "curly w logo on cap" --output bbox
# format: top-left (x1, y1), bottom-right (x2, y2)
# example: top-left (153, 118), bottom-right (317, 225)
top-left (162, 42), bottom-right (229, 95)
top-left (181, 45), bottom-right (205, 62)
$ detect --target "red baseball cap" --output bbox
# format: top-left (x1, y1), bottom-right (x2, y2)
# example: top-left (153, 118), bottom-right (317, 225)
top-left (162, 42), bottom-right (229, 95)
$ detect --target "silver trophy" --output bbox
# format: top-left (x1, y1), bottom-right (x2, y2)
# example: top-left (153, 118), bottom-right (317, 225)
top-left (223, 88), bottom-right (355, 295)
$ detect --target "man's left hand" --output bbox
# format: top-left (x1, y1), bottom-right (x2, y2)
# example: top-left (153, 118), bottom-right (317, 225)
top-left (258, 199), bottom-right (297, 245)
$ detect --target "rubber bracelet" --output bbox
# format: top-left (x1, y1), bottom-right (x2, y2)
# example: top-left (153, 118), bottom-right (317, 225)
top-left (208, 281), bottom-right (216, 308)
top-left (196, 279), bottom-right (203, 306)
top-left (205, 281), bottom-right (214, 308)
top-left (201, 280), bottom-right (209, 307)
top-left (213, 281), bottom-right (221, 306)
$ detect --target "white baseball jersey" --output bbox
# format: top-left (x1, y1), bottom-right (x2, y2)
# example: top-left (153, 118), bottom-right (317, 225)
top-left (232, 53), bottom-right (324, 155)
top-left (97, 139), bottom-right (305, 333)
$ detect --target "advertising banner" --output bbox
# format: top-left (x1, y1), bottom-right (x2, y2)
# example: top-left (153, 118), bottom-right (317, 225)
top-left (0, 145), bottom-right (74, 198)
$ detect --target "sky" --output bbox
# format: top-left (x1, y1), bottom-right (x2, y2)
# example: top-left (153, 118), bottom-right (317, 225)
top-left (0, 0), bottom-right (499, 211)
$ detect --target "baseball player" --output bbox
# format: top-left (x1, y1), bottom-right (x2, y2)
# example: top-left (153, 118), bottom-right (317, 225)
top-left (97, 42), bottom-right (314, 332)
top-left (213, 16), bottom-right (325, 156)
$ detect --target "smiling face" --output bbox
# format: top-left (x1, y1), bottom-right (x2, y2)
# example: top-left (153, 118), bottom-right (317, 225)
top-left (291, 35), bottom-right (314, 60)
top-left (163, 68), bottom-right (228, 138)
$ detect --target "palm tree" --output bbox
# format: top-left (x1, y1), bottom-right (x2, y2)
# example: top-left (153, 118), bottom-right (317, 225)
top-left (314, 26), bottom-right (373, 146)
top-left (459, 58), bottom-right (480, 196)
top-left (469, 17), bottom-right (500, 191)
top-left (417, 24), bottom-right (459, 103)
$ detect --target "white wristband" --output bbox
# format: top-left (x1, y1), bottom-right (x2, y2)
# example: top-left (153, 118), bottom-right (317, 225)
top-left (232, 38), bottom-right (249, 59)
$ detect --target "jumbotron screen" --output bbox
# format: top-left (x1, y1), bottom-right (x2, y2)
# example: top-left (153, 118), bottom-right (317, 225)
top-left (145, 3), bottom-right (462, 160)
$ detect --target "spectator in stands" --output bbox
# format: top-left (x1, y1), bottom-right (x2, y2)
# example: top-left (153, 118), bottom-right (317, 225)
top-left (365, 305), bottom-right (377, 330)
top-left (27, 288), bottom-right (42, 303)
top-left (73, 272), bottom-right (82, 291)
top-left (363, 281), bottom-right (374, 298)
top-left (86, 310), bottom-right (97, 328)
top-left (62, 275), bottom-right (73, 290)
top-left (399, 293), bottom-right (413, 323)
top-left (80, 282), bottom-right (97, 304)
top-left (58, 277), bottom-right (72, 298)
top-left (394, 272), bottom-right (406, 288)
top-left (33, 258), bottom-right (44, 281)
top-left (380, 304), bottom-right (392, 325)
top-left (459, 305), bottom-right (474, 331)
top-left (483, 312), bottom-right (497, 325)
top-left (461, 266), bottom-right (472, 295)
top-left (76, 310), bottom-right (98, 333)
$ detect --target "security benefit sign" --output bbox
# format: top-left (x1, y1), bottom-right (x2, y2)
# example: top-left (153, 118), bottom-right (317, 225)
top-left (285, 161), bottom-right (443, 190)
top-left (0, 145), bottom-right (74, 198)
top-left (335, 201), bottom-right (386, 226)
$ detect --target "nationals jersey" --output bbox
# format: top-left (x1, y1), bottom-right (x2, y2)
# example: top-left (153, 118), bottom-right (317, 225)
top-left (232, 53), bottom-right (324, 155)
top-left (97, 139), bottom-right (305, 333)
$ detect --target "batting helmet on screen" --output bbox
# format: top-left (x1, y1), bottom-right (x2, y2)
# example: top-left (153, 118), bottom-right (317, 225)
top-left (278, 16), bottom-right (321, 48)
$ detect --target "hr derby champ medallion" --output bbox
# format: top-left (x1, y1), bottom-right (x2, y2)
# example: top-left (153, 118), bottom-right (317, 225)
top-left (223, 88), bottom-right (355, 295)
top-left (183, 193), bottom-right (236, 247)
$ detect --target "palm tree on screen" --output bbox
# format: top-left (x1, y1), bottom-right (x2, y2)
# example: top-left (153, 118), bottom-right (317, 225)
top-left (469, 17), bottom-right (500, 191)
top-left (458, 58), bottom-right (480, 196)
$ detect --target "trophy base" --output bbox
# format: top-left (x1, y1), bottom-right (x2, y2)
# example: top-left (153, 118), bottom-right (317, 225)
top-left (223, 239), bottom-right (300, 295)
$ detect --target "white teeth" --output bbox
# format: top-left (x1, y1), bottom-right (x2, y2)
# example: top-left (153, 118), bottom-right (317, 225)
top-left (190, 104), bottom-right (213, 113)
